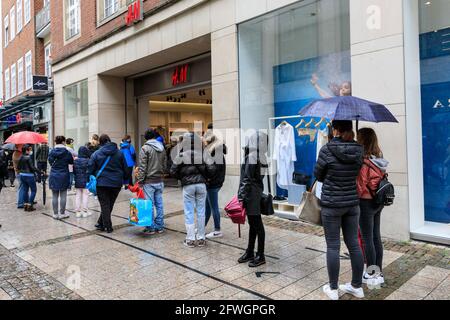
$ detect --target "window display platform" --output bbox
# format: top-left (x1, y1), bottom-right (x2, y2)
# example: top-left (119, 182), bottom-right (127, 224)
top-left (411, 222), bottom-right (450, 245)
top-left (273, 200), bottom-right (300, 221)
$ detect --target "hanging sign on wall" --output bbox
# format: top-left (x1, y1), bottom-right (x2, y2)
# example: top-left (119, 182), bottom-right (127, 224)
top-left (125, 0), bottom-right (144, 26)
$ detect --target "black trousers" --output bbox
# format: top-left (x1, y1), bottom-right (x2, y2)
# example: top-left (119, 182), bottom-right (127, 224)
top-left (96, 187), bottom-right (121, 230)
top-left (322, 205), bottom-right (364, 290)
top-left (359, 199), bottom-right (384, 273)
top-left (8, 169), bottom-right (15, 185)
top-left (247, 215), bottom-right (265, 255)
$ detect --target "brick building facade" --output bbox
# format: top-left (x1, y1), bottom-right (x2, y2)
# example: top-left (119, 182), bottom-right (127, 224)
top-left (51, 0), bottom-right (177, 65)
top-left (2, 0), bottom-right (48, 103)
top-left (0, 0), bottom-right (53, 142)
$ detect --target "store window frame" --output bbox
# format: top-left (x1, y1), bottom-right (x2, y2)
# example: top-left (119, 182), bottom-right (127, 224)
top-left (11, 63), bottom-right (17, 98)
top-left (4, 15), bottom-right (9, 48)
top-left (17, 57), bottom-right (24, 94)
top-left (10, 6), bottom-right (16, 42)
top-left (17, 0), bottom-right (23, 34)
top-left (4, 68), bottom-right (10, 101)
top-left (25, 51), bottom-right (32, 90)
top-left (96, 0), bottom-right (127, 27)
top-left (44, 44), bottom-right (52, 77)
top-left (24, 0), bottom-right (31, 25)
top-left (63, 80), bottom-right (89, 151)
top-left (64, 0), bottom-right (81, 43)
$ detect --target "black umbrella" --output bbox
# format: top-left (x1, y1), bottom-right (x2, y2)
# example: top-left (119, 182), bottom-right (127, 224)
top-left (299, 96), bottom-right (399, 130)
top-left (1, 143), bottom-right (15, 151)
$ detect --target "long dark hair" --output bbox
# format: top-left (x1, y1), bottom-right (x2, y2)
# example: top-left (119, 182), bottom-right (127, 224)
top-left (357, 128), bottom-right (382, 158)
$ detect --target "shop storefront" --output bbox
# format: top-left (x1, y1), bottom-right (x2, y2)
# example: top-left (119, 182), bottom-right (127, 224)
top-left (0, 95), bottom-right (53, 144)
top-left (33, 100), bottom-right (53, 145)
top-left (411, 0), bottom-right (450, 242)
top-left (238, 0), bottom-right (350, 219)
top-left (237, 0), bottom-right (450, 244)
top-left (133, 54), bottom-right (212, 147)
top-left (63, 80), bottom-right (89, 151)
top-left (52, 0), bottom-right (449, 243)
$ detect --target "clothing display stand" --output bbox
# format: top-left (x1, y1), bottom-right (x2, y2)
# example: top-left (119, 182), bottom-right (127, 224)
top-left (268, 115), bottom-right (305, 221)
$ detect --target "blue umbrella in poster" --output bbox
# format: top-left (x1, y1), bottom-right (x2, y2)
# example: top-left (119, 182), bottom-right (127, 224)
top-left (298, 96), bottom-right (398, 129)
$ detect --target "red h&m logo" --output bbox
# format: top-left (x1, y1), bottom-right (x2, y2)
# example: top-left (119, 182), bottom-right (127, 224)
top-left (125, 0), bottom-right (143, 26)
top-left (172, 64), bottom-right (189, 86)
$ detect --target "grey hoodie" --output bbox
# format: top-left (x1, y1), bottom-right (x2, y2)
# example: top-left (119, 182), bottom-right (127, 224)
top-left (137, 140), bottom-right (167, 184)
top-left (369, 156), bottom-right (389, 173)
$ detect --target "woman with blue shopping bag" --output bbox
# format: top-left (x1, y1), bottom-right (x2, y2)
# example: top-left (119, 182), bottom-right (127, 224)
top-left (88, 134), bottom-right (128, 233)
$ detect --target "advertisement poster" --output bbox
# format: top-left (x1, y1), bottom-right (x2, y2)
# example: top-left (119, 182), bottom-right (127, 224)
top-left (420, 27), bottom-right (450, 223)
top-left (272, 50), bottom-right (351, 195)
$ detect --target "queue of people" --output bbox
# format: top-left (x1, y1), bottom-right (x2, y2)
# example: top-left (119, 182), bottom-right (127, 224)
top-left (0, 120), bottom-right (388, 300)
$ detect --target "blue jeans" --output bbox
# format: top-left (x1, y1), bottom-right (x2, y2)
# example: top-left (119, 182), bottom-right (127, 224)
top-left (205, 187), bottom-right (221, 231)
top-left (183, 183), bottom-right (207, 241)
top-left (19, 174), bottom-right (37, 205)
top-left (143, 183), bottom-right (165, 231)
top-left (69, 172), bottom-right (74, 190)
top-left (17, 175), bottom-right (25, 208)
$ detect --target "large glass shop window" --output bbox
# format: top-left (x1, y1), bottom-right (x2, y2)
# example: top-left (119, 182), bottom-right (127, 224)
top-left (238, 0), bottom-right (350, 200)
top-left (419, 0), bottom-right (450, 224)
top-left (64, 80), bottom-right (89, 151)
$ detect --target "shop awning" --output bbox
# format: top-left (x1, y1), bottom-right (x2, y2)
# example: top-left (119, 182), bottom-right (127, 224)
top-left (0, 93), bottom-right (54, 120)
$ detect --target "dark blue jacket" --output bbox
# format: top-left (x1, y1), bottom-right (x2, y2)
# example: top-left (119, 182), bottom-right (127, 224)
top-left (48, 146), bottom-right (74, 191)
top-left (88, 142), bottom-right (128, 188)
top-left (73, 146), bottom-right (91, 189)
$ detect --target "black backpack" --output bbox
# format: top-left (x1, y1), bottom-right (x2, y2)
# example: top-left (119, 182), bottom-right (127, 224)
top-left (374, 175), bottom-right (395, 206)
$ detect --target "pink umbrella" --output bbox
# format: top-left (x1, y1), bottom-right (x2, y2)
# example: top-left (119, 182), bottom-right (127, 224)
top-left (5, 131), bottom-right (48, 145)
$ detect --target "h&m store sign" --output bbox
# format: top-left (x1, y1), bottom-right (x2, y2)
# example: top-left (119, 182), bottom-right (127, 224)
top-left (125, 0), bottom-right (144, 26)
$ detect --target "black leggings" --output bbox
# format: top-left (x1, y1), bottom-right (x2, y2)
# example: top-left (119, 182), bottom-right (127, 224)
top-left (247, 215), bottom-right (265, 255)
top-left (322, 206), bottom-right (364, 290)
top-left (96, 186), bottom-right (121, 230)
top-left (359, 199), bottom-right (384, 273)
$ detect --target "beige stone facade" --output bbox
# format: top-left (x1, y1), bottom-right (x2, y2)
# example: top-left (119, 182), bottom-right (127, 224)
top-left (51, 0), bottom-right (448, 244)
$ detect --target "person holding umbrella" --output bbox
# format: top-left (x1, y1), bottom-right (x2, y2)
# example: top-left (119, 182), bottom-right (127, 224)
top-left (300, 95), bottom-right (398, 300)
top-left (17, 145), bottom-right (40, 212)
top-left (315, 120), bottom-right (365, 300)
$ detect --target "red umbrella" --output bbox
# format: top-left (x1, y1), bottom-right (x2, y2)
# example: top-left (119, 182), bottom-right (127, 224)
top-left (5, 131), bottom-right (48, 144)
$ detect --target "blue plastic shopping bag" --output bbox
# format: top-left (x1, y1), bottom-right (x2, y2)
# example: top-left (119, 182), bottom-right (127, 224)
top-left (129, 199), bottom-right (154, 227)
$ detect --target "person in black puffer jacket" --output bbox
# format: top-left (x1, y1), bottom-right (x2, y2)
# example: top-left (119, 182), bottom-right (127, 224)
top-left (170, 133), bottom-right (216, 248)
top-left (237, 131), bottom-right (268, 268)
top-left (314, 120), bottom-right (365, 301)
top-left (73, 146), bottom-right (92, 218)
top-left (203, 129), bottom-right (227, 239)
top-left (88, 134), bottom-right (129, 233)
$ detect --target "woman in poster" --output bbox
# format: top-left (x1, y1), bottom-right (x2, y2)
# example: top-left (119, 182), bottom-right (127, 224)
top-left (311, 73), bottom-right (352, 98)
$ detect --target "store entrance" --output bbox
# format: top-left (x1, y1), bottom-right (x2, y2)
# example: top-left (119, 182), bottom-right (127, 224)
top-left (146, 86), bottom-right (212, 144)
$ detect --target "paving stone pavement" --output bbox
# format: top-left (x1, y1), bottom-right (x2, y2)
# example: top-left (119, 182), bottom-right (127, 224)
top-left (0, 184), bottom-right (449, 300)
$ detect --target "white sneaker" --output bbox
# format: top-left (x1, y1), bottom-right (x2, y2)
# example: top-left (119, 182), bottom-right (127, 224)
top-left (82, 210), bottom-right (92, 218)
top-left (377, 273), bottom-right (385, 285)
top-left (322, 284), bottom-right (339, 301)
top-left (60, 212), bottom-right (70, 219)
top-left (53, 214), bottom-right (60, 220)
top-left (75, 211), bottom-right (82, 218)
top-left (362, 272), bottom-right (376, 284)
top-left (206, 231), bottom-right (223, 239)
top-left (339, 283), bottom-right (365, 299)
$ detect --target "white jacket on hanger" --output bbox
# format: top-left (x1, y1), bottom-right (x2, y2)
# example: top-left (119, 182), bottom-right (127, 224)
top-left (273, 123), bottom-right (297, 190)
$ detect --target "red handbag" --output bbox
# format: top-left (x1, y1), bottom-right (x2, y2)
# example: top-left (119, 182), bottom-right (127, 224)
top-left (224, 196), bottom-right (246, 237)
